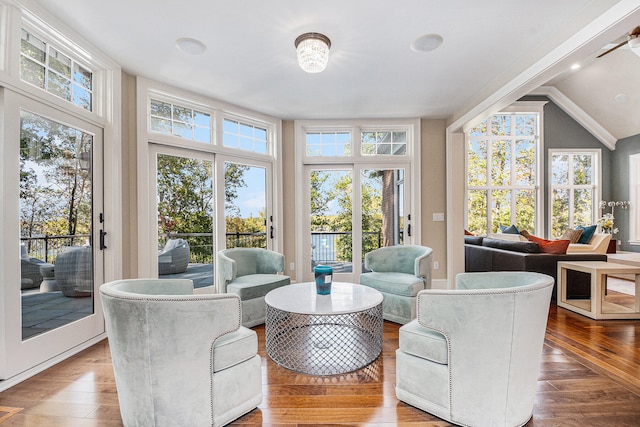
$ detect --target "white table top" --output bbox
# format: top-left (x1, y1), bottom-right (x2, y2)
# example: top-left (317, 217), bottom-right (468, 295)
top-left (265, 282), bottom-right (383, 315)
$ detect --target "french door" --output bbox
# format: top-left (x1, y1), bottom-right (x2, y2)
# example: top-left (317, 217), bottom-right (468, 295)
top-left (301, 164), bottom-right (411, 283)
top-left (1, 90), bottom-right (105, 379)
top-left (149, 145), bottom-right (273, 290)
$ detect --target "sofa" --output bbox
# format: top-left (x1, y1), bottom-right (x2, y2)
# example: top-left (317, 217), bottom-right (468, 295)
top-left (465, 236), bottom-right (607, 300)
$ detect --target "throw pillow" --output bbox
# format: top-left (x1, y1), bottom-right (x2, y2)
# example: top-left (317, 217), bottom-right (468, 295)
top-left (500, 224), bottom-right (520, 234)
top-left (526, 234), bottom-right (571, 254)
top-left (576, 225), bottom-right (597, 244)
top-left (520, 229), bottom-right (531, 239)
top-left (464, 229), bottom-right (474, 236)
top-left (560, 228), bottom-right (583, 244)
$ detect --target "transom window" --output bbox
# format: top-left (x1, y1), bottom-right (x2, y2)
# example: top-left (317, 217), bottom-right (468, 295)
top-left (306, 131), bottom-right (351, 157)
top-left (466, 106), bottom-right (543, 235)
top-left (361, 131), bottom-right (407, 155)
top-left (20, 29), bottom-right (93, 111)
top-left (150, 99), bottom-right (211, 143)
top-left (223, 118), bottom-right (268, 154)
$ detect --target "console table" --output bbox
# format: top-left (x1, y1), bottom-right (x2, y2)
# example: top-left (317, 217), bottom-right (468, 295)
top-left (557, 261), bottom-right (640, 320)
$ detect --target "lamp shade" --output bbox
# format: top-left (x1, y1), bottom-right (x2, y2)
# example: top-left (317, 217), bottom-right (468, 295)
top-left (295, 32), bottom-right (331, 73)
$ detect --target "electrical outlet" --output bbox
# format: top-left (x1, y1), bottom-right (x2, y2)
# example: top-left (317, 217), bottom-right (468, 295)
top-left (289, 262), bottom-right (295, 271)
top-left (433, 261), bottom-right (439, 270)
top-left (433, 212), bottom-right (445, 222)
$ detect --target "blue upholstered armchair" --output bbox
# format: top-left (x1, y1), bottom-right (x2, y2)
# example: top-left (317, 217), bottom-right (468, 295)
top-left (100, 278), bottom-right (262, 427)
top-left (359, 245), bottom-right (433, 324)
top-left (217, 248), bottom-right (291, 327)
top-left (395, 272), bottom-right (553, 426)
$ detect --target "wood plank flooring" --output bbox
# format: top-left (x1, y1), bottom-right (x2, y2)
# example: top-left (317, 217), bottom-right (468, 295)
top-left (1, 299), bottom-right (639, 426)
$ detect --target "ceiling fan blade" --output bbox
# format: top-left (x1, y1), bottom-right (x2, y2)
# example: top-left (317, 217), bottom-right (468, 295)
top-left (596, 39), bottom-right (627, 58)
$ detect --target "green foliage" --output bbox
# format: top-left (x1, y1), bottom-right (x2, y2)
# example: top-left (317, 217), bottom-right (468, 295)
top-left (19, 112), bottom-right (92, 248)
top-left (467, 115), bottom-right (538, 235)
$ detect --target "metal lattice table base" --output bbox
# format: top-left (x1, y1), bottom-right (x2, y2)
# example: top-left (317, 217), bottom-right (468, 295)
top-left (265, 303), bottom-right (383, 376)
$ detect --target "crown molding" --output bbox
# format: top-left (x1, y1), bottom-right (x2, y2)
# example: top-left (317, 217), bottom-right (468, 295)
top-left (530, 86), bottom-right (617, 150)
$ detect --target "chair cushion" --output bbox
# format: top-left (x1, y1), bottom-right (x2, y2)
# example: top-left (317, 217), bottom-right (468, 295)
top-left (227, 274), bottom-right (290, 300)
top-left (399, 320), bottom-right (448, 365)
top-left (212, 326), bottom-right (258, 372)
top-left (360, 272), bottom-right (425, 297)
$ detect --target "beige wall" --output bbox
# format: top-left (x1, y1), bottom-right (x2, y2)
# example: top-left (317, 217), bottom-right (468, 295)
top-left (420, 119), bottom-right (447, 281)
top-left (121, 71), bottom-right (138, 278)
top-left (281, 120), bottom-right (297, 278)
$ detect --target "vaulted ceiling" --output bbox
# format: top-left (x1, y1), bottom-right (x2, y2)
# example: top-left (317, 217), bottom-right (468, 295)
top-left (29, 0), bottom-right (640, 144)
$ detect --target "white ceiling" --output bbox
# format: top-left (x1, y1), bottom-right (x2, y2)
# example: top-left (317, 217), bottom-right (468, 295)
top-left (28, 0), bottom-right (640, 141)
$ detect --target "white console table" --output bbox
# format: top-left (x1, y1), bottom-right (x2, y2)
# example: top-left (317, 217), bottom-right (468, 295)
top-left (557, 261), bottom-right (640, 320)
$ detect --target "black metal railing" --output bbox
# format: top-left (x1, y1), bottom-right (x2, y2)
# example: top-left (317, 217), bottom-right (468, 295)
top-left (20, 234), bottom-right (91, 263)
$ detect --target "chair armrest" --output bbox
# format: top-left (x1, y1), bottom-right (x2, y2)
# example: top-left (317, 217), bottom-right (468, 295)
top-left (415, 248), bottom-right (433, 278)
top-left (217, 252), bottom-right (237, 293)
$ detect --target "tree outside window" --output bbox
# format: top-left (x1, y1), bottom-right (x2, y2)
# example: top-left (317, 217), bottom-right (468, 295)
top-left (466, 113), bottom-right (539, 235)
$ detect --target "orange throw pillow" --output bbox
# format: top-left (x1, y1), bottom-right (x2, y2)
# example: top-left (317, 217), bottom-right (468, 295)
top-left (527, 234), bottom-right (571, 254)
top-left (464, 229), bottom-right (474, 236)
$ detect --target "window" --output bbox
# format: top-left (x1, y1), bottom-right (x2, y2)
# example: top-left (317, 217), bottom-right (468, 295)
top-left (361, 131), bottom-right (407, 155)
top-left (305, 131), bottom-right (351, 157)
top-left (223, 118), bottom-right (268, 154)
top-left (466, 103), bottom-right (544, 235)
top-left (295, 119), bottom-right (419, 283)
top-left (150, 99), bottom-right (211, 142)
top-left (549, 150), bottom-right (599, 238)
top-left (20, 29), bottom-right (93, 111)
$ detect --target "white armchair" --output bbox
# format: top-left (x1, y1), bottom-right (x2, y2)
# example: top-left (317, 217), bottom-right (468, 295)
top-left (359, 245), bottom-right (433, 324)
top-left (395, 271), bottom-right (553, 426)
top-left (100, 278), bottom-right (262, 427)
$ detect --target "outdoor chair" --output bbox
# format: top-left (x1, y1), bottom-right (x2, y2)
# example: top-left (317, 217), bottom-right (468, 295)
top-left (158, 238), bottom-right (190, 275)
top-left (100, 278), bottom-right (262, 427)
top-left (359, 245), bottom-right (433, 324)
top-left (20, 243), bottom-right (45, 289)
top-left (54, 246), bottom-right (93, 297)
top-left (395, 271), bottom-right (554, 426)
top-left (217, 248), bottom-right (290, 327)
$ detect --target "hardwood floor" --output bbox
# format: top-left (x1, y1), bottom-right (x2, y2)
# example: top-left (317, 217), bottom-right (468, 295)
top-left (1, 299), bottom-right (639, 426)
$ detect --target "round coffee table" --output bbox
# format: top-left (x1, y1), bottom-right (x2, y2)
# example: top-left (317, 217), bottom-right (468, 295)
top-left (265, 282), bottom-right (383, 376)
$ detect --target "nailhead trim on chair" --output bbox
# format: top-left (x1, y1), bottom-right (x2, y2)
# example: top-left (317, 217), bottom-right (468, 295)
top-left (102, 288), bottom-right (243, 427)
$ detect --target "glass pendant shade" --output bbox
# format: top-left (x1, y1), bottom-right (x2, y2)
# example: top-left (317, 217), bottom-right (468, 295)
top-left (295, 33), bottom-right (331, 73)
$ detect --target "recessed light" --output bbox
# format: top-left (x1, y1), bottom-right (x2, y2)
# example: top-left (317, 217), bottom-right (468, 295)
top-left (176, 38), bottom-right (207, 55)
top-left (410, 34), bottom-right (443, 53)
top-left (571, 63), bottom-right (581, 70)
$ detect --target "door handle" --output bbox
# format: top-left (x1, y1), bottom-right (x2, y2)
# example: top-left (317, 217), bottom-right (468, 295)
top-left (100, 229), bottom-right (108, 250)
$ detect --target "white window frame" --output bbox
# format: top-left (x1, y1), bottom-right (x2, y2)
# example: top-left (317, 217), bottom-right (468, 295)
top-left (136, 77), bottom-right (283, 279)
top-left (294, 118), bottom-right (421, 282)
top-left (548, 149), bottom-right (601, 238)
top-left (0, 0), bottom-right (121, 388)
top-left (630, 153), bottom-right (640, 245)
top-left (465, 101), bottom-right (546, 235)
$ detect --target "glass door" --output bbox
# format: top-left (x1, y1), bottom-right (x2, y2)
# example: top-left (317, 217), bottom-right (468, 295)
top-left (223, 161), bottom-right (268, 249)
top-left (150, 148), bottom-right (274, 290)
top-left (2, 91), bottom-right (104, 379)
top-left (154, 148), bottom-right (214, 288)
top-left (303, 165), bottom-right (410, 283)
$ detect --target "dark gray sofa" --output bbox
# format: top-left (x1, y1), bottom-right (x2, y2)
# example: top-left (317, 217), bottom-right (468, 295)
top-left (464, 237), bottom-right (607, 300)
